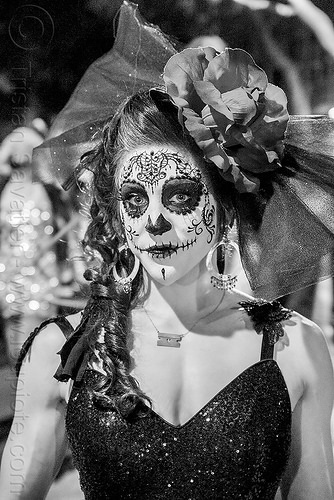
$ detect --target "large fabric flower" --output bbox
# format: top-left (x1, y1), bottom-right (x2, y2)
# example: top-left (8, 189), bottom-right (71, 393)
top-left (163, 47), bottom-right (289, 193)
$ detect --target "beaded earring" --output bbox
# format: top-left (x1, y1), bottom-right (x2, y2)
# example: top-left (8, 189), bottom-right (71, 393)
top-left (206, 236), bottom-right (241, 291)
top-left (112, 244), bottom-right (140, 294)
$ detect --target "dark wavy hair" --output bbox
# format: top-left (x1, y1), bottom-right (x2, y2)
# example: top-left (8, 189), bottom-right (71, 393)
top-left (75, 89), bottom-right (234, 419)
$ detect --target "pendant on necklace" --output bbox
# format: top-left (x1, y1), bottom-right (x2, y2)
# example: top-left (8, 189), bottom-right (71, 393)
top-left (157, 333), bottom-right (183, 348)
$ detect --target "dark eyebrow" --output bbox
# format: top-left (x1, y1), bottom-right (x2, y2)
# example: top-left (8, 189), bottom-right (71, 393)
top-left (162, 177), bottom-right (202, 190)
top-left (119, 180), bottom-right (147, 196)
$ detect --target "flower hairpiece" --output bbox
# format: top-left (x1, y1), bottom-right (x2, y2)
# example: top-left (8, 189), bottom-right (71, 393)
top-left (163, 47), bottom-right (289, 193)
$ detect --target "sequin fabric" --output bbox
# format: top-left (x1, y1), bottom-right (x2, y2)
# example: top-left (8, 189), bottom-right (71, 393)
top-left (66, 358), bottom-right (291, 499)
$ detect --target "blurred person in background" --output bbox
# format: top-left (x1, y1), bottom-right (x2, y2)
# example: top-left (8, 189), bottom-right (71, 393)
top-left (0, 120), bottom-right (78, 367)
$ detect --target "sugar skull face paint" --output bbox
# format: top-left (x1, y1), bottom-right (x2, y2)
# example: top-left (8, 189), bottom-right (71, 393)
top-left (118, 146), bottom-right (217, 285)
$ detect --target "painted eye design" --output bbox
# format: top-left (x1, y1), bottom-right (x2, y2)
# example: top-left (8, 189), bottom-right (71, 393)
top-left (120, 182), bottom-right (149, 218)
top-left (169, 193), bottom-right (191, 204)
top-left (162, 178), bottom-right (203, 215)
top-left (129, 194), bottom-right (147, 206)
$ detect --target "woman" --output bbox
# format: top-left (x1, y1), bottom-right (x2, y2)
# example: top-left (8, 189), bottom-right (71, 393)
top-left (0, 47), bottom-right (333, 499)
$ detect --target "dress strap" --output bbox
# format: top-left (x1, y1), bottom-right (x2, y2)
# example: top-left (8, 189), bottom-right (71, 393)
top-left (260, 330), bottom-right (275, 360)
top-left (16, 316), bottom-right (74, 376)
top-left (239, 299), bottom-right (292, 361)
top-left (51, 316), bottom-right (75, 338)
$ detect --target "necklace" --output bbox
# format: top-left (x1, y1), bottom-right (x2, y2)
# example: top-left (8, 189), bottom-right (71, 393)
top-left (142, 296), bottom-right (224, 348)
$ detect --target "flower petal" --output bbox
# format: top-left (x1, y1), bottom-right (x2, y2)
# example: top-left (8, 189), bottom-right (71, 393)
top-left (163, 45), bottom-right (289, 194)
top-left (184, 109), bottom-right (229, 170)
top-left (221, 88), bottom-right (258, 125)
top-left (204, 48), bottom-right (267, 94)
top-left (250, 85), bottom-right (288, 151)
top-left (194, 81), bottom-right (233, 121)
top-left (223, 161), bottom-right (260, 193)
top-left (182, 107), bottom-right (231, 171)
top-left (164, 47), bottom-right (218, 113)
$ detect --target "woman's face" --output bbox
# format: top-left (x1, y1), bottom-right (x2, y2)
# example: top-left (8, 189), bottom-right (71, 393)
top-left (118, 145), bottom-right (218, 285)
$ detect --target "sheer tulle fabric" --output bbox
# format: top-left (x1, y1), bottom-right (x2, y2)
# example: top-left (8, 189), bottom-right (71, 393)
top-left (33, 2), bottom-right (334, 301)
top-left (238, 116), bottom-right (334, 299)
top-left (33, 1), bottom-right (178, 188)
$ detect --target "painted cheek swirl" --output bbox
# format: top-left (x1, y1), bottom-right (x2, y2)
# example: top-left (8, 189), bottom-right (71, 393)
top-left (201, 185), bottom-right (216, 244)
top-left (186, 185), bottom-right (216, 243)
top-left (124, 225), bottom-right (140, 241)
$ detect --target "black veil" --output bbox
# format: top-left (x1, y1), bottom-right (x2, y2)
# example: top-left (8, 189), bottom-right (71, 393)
top-left (33, 1), bottom-right (334, 301)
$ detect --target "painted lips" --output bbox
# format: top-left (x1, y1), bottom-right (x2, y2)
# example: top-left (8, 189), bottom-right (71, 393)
top-left (135, 239), bottom-right (197, 259)
top-left (147, 245), bottom-right (178, 259)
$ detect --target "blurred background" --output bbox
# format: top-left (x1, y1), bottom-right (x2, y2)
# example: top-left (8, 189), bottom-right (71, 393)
top-left (0, 0), bottom-right (334, 137)
top-left (0, 1), bottom-right (333, 497)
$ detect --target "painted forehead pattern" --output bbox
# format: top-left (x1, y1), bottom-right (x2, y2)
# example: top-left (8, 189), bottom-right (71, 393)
top-left (120, 149), bottom-right (202, 191)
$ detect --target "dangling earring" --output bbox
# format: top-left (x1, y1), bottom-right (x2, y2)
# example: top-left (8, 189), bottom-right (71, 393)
top-left (206, 236), bottom-right (240, 291)
top-left (112, 244), bottom-right (140, 294)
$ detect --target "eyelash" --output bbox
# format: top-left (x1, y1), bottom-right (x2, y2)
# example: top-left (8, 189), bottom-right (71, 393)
top-left (169, 192), bottom-right (190, 204)
top-left (121, 193), bottom-right (148, 218)
top-left (122, 190), bottom-right (192, 204)
top-left (163, 187), bottom-right (202, 214)
top-left (120, 178), bottom-right (203, 219)
top-left (128, 194), bottom-right (146, 205)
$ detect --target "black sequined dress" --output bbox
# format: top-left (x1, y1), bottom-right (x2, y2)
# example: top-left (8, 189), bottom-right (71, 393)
top-left (17, 301), bottom-right (292, 499)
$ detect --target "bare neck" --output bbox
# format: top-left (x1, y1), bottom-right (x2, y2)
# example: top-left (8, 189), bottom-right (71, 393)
top-left (140, 257), bottom-right (240, 328)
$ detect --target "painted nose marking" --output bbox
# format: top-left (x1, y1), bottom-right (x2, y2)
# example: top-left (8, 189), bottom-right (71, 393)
top-left (145, 214), bottom-right (172, 236)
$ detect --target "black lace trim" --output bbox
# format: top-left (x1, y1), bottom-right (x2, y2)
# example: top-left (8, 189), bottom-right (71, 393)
top-left (239, 299), bottom-right (292, 346)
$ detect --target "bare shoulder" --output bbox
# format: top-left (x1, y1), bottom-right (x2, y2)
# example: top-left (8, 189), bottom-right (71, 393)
top-left (278, 313), bottom-right (334, 498)
top-left (283, 311), bottom-right (331, 359)
top-left (278, 311), bottom-right (333, 390)
top-left (19, 321), bottom-right (64, 381)
top-left (21, 312), bottom-right (82, 367)
top-left (17, 312), bottom-right (82, 405)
